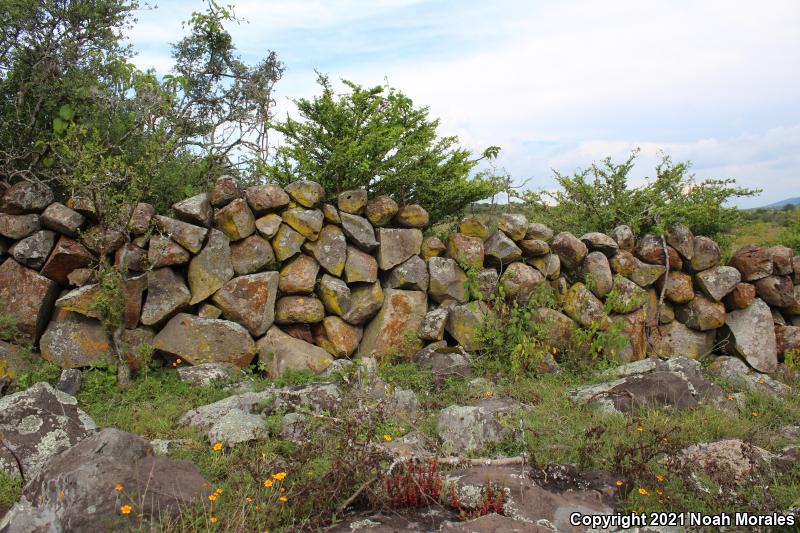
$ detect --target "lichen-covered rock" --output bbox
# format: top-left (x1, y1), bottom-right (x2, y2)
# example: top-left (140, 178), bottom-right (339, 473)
top-left (210, 175), bottom-right (241, 207)
top-left (114, 243), bottom-right (147, 272)
top-left (611, 308), bottom-right (647, 361)
top-left (518, 239), bottom-right (550, 257)
top-left (214, 198), bottom-right (255, 241)
top-left (154, 215), bottom-right (208, 254)
top-left (384, 255), bottom-right (429, 291)
top-left (607, 275), bottom-right (648, 313)
top-left (475, 267), bottom-right (500, 298)
top-left (282, 207), bottom-right (324, 241)
top-left (496, 213), bottom-right (528, 241)
top-left (128, 202), bottom-right (155, 234)
top-left (445, 301), bottom-right (489, 351)
top-left (40, 310), bottom-right (112, 368)
top-left (609, 226), bottom-right (635, 252)
top-left (753, 275), bottom-right (795, 308)
top-left (318, 274), bottom-right (351, 316)
top-left (0, 259), bottom-right (59, 342)
top-left (768, 245), bottom-right (794, 276)
top-left (141, 267), bottom-right (191, 326)
top-left (458, 217), bottom-right (490, 240)
top-left (580, 232), bottom-right (619, 257)
top-left (446, 232), bottom-right (484, 270)
top-left (81, 225), bottom-right (125, 256)
top-left (245, 184), bottom-right (290, 214)
top-left (676, 439), bottom-right (774, 486)
top-left (1, 181), bottom-right (53, 214)
top-left (343, 282), bottom-right (385, 326)
top-left (230, 234), bottom-right (276, 275)
top-left (120, 327), bottom-right (156, 371)
top-left (344, 245), bottom-right (378, 283)
top-left (178, 362), bottom-right (242, 387)
top-left (675, 294), bottom-right (725, 331)
top-left (655, 271), bottom-right (695, 304)
top-left (279, 254), bottom-right (320, 294)
top-left (729, 245), bottom-right (773, 281)
top-left (359, 289), bottom-right (426, 359)
top-left (723, 298), bottom-right (778, 373)
top-left (582, 251), bottom-right (613, 298)
top-left (154, 313), bottom-right (256, 367)
top-left (285, 180), bottom-right (325, 208)
top-left (212, 272), bottom-right (279, 336)
top-left (340, 212), bottom-right (378, 251)
top-left (66, 267), bottom-right (94, 286)
top-left (428, 257), bottom-right (468, 304)
top-left (499, 262), bottom-right (544, 304)
top-left (256, 325), bottom-right (332, 377)
top-left (376, 228), bottom-right (423, 270)
top-left (437, 398), bottom-right (520, 454)
top-left (648, 321), bottom-right (715, 358)
top-left (148, 235), bottom-right (191, 268)
top-left (337, 189), bottom-right (368, 214)
top-left (41, 202), bottom-right (85, 237)
top-left (421, 235), bottom-right (446, 260)
top-left (394, 204), bottom-right (429, 228)
top-left (188, 229), bottom-right (234, 304)
top-left (365, 195), bottom-right (399, 226)
top-left (563, 282), bottom-right (611, 330)
top-left (529, 253), bottom-right (560, 280)
top-left (56, 275), bottom-right (144, 329)
top-left (9, 230), bottom-right (55, 269)
top-left (418, 307), bottom-right (448, 341)
top-left (635, 234), bottom-right (683, 271)
top-left (526, 223), bottom-right (554, 242)
top-left (724, 282), bottom-right (756, 310)
top-left (483, 230), bottom-right (522, 265)
top-left (172, 193), bottom-right (212, 227)
top-left (685, 236), bottom-right (720, 272)
top-left (303, 224), bottom-right (346, 276)
top-left (197, 303), bottom-right (222, 319)
top-left (312, 316), bottom-right (362, 357)
top-left (255, 213), bottom-right (282, 239)
top-left (275, 296), bottom-right (325, 324)
top-left (271, 223), bottom-right (305, 262)
top-left (708, 356), bottom-right (790, 397)
top-left (0, 382), bottom-right (95, 480)
top-left (414, 342), bottom-right (472, 378)
top-left (695, 265), bottom-right (741, 302)
top-left (550, 232), bottom-right (587, 271)
top-left (0, 213), bottom-right (40, 239)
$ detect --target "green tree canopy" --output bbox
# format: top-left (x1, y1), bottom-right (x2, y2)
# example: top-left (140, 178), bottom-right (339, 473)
top-left (270, 75), bottom-right (500, 224)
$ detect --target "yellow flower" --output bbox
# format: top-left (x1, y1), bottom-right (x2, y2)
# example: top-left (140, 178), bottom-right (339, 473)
top-left (176, 358), bottom-right (182, 364)
top-left (263, 479), bottom-right (273, 488)
top-left (751, 411), bottom-right (758, 417)
top-left (636, 426), bottom-right (643, 432)
top-left (661, 437), bottom-right (668, 443)
top-left (272, 472), bottom-right (287, 481)
top-left (484, 390), bottom-right (493, 397)
top-left (655, 474), bottom-right (664, 482)
top-left (209, 516), bottom-right (218, 524)
top-left (120, 505), bottom-right (132, 515)
top-left (615, 480), bottom-right (623, 486)
top-left (215, 488), bottom-right (223, 494)
top-left (278, 495), bottom-right (288, 502)
top-left (383, 434), bottom-right (393, 442)
top-left (114, 483), bottom-right (124, 492)
top-left (727, 394), bottom-right (735, 401)
top-left (212, 442), bottom-right (223, 452)
top-left (638, 488), bottom-right (650, 496)
top-left (208, 494), bottom-right (217, 501)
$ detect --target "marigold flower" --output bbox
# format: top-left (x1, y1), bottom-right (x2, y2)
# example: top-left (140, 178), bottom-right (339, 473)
top-left (655, 474), bottom-right (664, 482)
top-left (215, 488), bottom-right (223, 494)
top-left (263, 479), bottom-right (273, 488)
top-left (751, 411), bottom-right (758, 417)
top-left (212, 442), bottom-right (223, 452)
top-left (638, 488), bottom-right (650, 496)
top-left (272, 472), bottom-right (287, 481)
top-left (114, 484), bottom-right (124, 492)
top-left (278, 495), bottom-right (288, 502)
top-left (615, 480), bottom-right (623, 486)
top-left (120, 505), bottom-right (132, 515)
top-left (727, 394), bottom-right (734, 401)
top-left (383, 434), bottom-right (393, 442)
top-left (208, 494), bottom-right (217, 501)
top-left (209, 516), bottom-right (218, 524)
top-left (484, 390), bottom-right (493, 397)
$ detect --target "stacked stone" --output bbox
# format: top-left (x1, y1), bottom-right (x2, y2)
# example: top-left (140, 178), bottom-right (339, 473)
top-left (0, 178), bottom-right (798, 379)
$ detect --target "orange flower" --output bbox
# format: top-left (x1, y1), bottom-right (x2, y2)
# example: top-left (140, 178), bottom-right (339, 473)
top-left (114, 483), bottom-right (124, 492)
top-left (209, 516), bottom-right (218, 524)
top-left (484, 390), bottom-right (493, 397)
top-left (272, 472), bottom-right (287, 481)
top-left (278, 495), bottom-right (288, 502)
top-left (212, 442), bottom-right (223, 452)
top-left (636, 426), bottom-right (643, 432)
top-left (727, 394), bottom-right (734, 401)
top-left (263, 479), bottom-right (273, 488)
top-left (246, 497), bottom-right (253, 503)
top-left (638, 488), bottom-right (650, 496)
top-left (208, 494), bottom-right (217, 502)
top-left (120, 505), bottom-right (132, 515)
top-left (751, 411), bottom-right (759, 417)
top-left (615, 480), bottom-right (623, 487)
top-left (655, 474), bottom-right (664, 482)
top-left (383, 434), bottom-right (393, 442)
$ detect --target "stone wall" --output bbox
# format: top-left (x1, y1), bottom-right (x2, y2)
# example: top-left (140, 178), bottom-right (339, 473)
top-left (0, 178), bottom-right (798, 377)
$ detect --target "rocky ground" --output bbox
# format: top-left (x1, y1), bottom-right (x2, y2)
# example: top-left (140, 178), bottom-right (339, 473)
top-left (0, 348), bottom-right (798, 532)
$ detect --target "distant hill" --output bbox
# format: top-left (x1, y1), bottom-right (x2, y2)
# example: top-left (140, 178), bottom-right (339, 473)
top-left (757, 197), bottom-right (800, 209)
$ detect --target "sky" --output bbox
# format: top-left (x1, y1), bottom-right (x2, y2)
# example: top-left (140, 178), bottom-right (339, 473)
top-left (129, 0), bottom-right (800, 207)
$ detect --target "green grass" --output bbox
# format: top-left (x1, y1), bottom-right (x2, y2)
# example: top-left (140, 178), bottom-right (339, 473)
top-left (0, 471), bottom-right (22, 511)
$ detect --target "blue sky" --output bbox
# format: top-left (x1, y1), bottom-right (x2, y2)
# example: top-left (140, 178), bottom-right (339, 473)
top-left (129, 0), bottom-right (800, 207)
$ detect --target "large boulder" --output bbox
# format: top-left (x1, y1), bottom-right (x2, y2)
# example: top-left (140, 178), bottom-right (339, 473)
top-left (128, 202), bottom-right (155, 234)
top-left (635, 234), bottom-right (683, 270)
top-left (342, 282), bottom-right (384, 325)
top-left (318, 274), bottom-right (350, 316)
top-left (768, 245), bottom-right (794, 276)
top-left (729, 245), bottom-right (773, 281)
top-left (365, 195), bottom-right (399, 226)
top-left (0, 213), bottom-right (40, 240)
top-left (10, 230), bottom-right (56, 269)
top-left (753, 275), bottom-right (796, 308)
top-left (563, 282), bottom-right (611, 330)
top-left (279, 253), bottom-right (320, 294)
top-left (648, 321), bottom-right (715, 358)
top-left (606, 275), bottom-right (648, 313)
top-left (498, 262), bottom-right (544, 304)
top-left (271, 223), bottom-right (306, 261)
top-left (209, 175), bottom-right (240, 207)
top-left (421, 235), bottom-right (446, 260)
top-left (312, 316), bottom-right (363, 358)
top-left (1, 181), bottom-right (52, 214)
top-left (722, 298), bottom-right (778, 373)
top-left (214, 197), bottom-right (255, 241)
top-left (529, 253), bottom-right (560, 280)
top-left (483, 230), bottom-right (522, 265)
top-left (245, 183), bottom-right (290, 214)
top-left (187, 229), bottom-right (234, 304)
top-left (255, 213), bottom-right (282, 239)
top-left (0, 259), bottom-right (59, 342)
top-left (41, 203), bottom-right (85, 237)
top-left (337, 189), bottom-right (367, 214)
top-left (458, 217), bottom-right (489, 240)
top-left (446, 233), bottom-right (484, 270)
top-left (496, 213), bottom-right (528, 241)
top-left (40, 311), bottom-right (112, 368)
top-left (4, 428), bottom-right (206, 532)
top-left (550, 232), bottom-right (587, 271)
top-left (376, 228), bottom-right (423, 270)
top-left (580, 232), bottom-right (619, 257)
top-left (172, 193), bottom-right (212, 227)
top-left (708, 356), bottom-right (791, 397)
top-left (518, 238), bottom-right (550, 257)
top-left (283, 207), bottom-right (324, 241)
top-left (230, 234), bottom-right (276, 275)
top-left (418, 308), bottom-right (448, 341)
top-left (55, 275), bottom-right (145, 329)
top-left (148, 235), bottom-right (190, 268)
top-left (445, 301), bottom-right (489, 351)
top-left (437, 398), bottom-right (520, 454)
top-left (724, 282), bottom-right (756, 310)
top-left (665, 222), bottom-right (694, 260)
top-left (256, 325), bottom-right (332, 377)
top-left (344, 245), bottom-right (378, 283)
top-left (141, 267), bottom-right (191, 326)
top-left (687, 236), bottom-right (721, 272)
top-left (212, 272), bottom-right (279, 336)
top-left (359, 289), bottom-right (426, 359)
top-left (153, 215), bottom-right (207, 254)
top-left (695, 265), bottom-right (741, 302)
top-left (675, 294), bottom-right (725, 331)
top-left (275, 296), bottom-right (325, 324)
top-left (611, 308), bottom-right (647, 361)
top-left (154, 314), bottom-right (256, 367)
top-left (581, 251), bottom-right (613, 298)
top-left (394, 204), bottom-right (429, 228)
top-left (428, 257), bottom-right (468, 304)
top-left (303, 224), bottom-right (346, 276)
top-left (0, 382), bottom-right (96, 480)
top-left (384, 255), bottom-right (429, 292)
top-left (285, 180), bottom-right (325, 208)
top-left (655, 271), bottom-right (695, 304)
top-left (526, 222), bottom-right (554, 242)
top-left (675, 439), bottom-right (774, 487)
top-left (40, 236), bottom-right (94, 285)
top-left (340, 212), bottom-right (378, 251)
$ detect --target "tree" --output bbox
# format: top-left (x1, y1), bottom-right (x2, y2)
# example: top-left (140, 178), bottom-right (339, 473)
top-left (270, 75), bottom-right (501, 223)
top-left (518, 150), bottom-right (760, 240)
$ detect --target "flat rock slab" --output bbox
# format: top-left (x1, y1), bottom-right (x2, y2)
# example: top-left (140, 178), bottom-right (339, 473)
top-left (723, 297), bottom-right (778, 373)
top-left (0, 382), bottom-right (96, 480)
top-left (154, 313), bottom-right (256, 367)
top-left (0, 258), bottom-right (59, 342)
top-left (437, 398), bottom-right (522, 454)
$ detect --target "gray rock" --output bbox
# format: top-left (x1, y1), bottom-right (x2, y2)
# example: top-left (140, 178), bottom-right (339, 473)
top-left (358, 289), bottom-right (427, 358)
top-left (384, 255), bottom-right (429, 291)
top-left (376, 228), bottom-right (423, 270)
top-left (148, 235), bottom-right (190, 268)
top-left (153, 314), bottom-right (256, 367)
top-left (483, 230), bottom-right (522, 265)
top-left (414, 342), bottom-right (472, 378)
top-left (609, 225), bottom-right (635, 251)
top-left (283, 207), bottom-right (324, 241)
top-left (10, 230), bottom-right (56, 269)
top-left (187, 228), bottom-right (234, 304)
top-left (280, 412), bottom-right (308, 441)
top-left (172, 193), bottom-right (212, 226)
top-left (341, 282), bottom-right (384, 325)
top-left (437, 398), bottom-right (521, 454)
top-left (445, 302), bottom-right (489, 351)
top-left (525, 222), bottom-right (553, 241)
top-left (141, 267), bottom-right (191, 326)
top-left (55, 369), bottom-right (81, 396)
top-left (676, 439), bottom-right (774, 486)
top-left (212, 272), bottom-right (279, 336)
top-left (245, 184), bottom-right (290, 215)
top-left (0, 213), bottom-right (40, 240)
top-left (550, 232), bottom-right (587, 271)
top-left (648, 321), bottom-right (716, 358)
top-left (475, 267), bottom-right (500, 298)
top-left (428, 257), bottom-right (468, 304)
top-left (580, 232), bottom-right (619, 257)
top-left (303, 224), bottom-right (347, 276)
top-left (214, 197), bottom-right (255, 241)
top-left (768, 245), bottom-right (794, 276)
top-left (256, 325), bottom-right (332, 377)
top-left (729, 245), bottom-right (773, 281)
top-left (418, 308), bottom-right (448, 341)
top-left (708, 356), bottom-right (790, 397)
top-left (230, 234), bottom-right (276, 275)
top-left (178, 362), bottom-right (242, 387)
top-left (41, 203), bottom-right (85, 237)
top-left (666, 222), bottom-right (694, 260)
top-left (529, 253), bottom-right (560, 281)
top-left (753, 275), bottom-right (796, 308)
top-left (581, 251), bottom-right (613, 298)
top-left (337, 189), bottom-right (368, 214)
top-left (695, 265), bottom-right (741, 302)
top-left (723, 298), bottom-right (778, 373)
top-left (208, 411), bottom-right (267, 446)
top-left (40, 312), bottom-right (112, 368)
top-left (1, 181), bottom-right (53, 214)
top-left (687, 236), bottom-right (721, 272)
top-left (285, 180), bottom-right (325, 208)
top-left (498, 262), bottom-right (544, 304)
top-left (340, 212), bottom-right (378, 251)
top-left (128, 202), bottom-right (155, 234)
top-left (496, 214), bottom-right (528, 241)
top-left (271, 223), bottom-right (306, 261)
top-left (210, 175), bottom-right (241, 207)
top-left (153, 215), bottom-right (207, 254)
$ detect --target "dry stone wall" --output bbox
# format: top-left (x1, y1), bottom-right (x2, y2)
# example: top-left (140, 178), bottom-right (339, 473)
top-left (0, 178), bottom-right (798, 378)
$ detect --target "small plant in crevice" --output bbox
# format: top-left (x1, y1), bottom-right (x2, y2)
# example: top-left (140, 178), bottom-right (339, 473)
top-left (449, 480), bottom-right (506, 521)
top-left (384, 459), bottom-right (442, 508)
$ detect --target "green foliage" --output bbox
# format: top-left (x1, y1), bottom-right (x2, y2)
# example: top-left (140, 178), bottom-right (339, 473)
top-left (777, 207), bottom-right (800, 253)
top-left (519, 150), bottom-right (760, 240)
top-left (88, 264), bottom-right (127, 334)
top-left (15, 359), bottom-right (61, 390)
top-left (0, 470), bottom-right (22, 509)
top-left (270, 75), bottom-right (501, 224)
